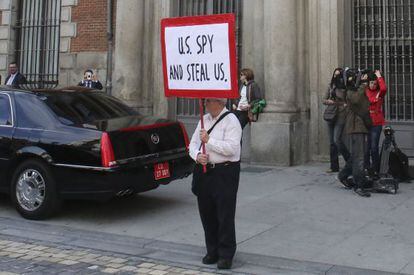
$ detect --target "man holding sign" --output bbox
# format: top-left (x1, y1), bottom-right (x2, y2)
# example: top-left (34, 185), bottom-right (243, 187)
top-left (189, 98), bottom-right (242, 269)
top-left (161, 13), bottom-right (240, 269)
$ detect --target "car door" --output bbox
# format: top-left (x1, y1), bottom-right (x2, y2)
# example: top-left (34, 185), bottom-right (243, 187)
top-left (0, 93), bottom-right (14, 188)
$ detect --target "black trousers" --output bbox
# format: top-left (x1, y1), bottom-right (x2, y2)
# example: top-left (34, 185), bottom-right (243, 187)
top-left (192, 162), bottom-right (240, 260)
top-left (338, 133), bottom-right (368, 189)
top-left (233, 110), bottom-right (249, 129)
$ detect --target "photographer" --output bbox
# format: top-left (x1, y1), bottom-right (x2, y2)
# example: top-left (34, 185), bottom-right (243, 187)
top-left (78, 69), bottom-right (103, 90)
top-left (337, 69), bottom-right (372, 197)
top-left (364, 70), bottom-right (387, 177)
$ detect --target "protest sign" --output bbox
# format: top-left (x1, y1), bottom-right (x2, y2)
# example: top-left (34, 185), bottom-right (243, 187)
top-left (161, 13), bottom-right (238, 99)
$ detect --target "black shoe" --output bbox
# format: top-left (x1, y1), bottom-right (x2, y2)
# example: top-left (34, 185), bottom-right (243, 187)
top-left (217, 258), bottom-right (232, 269)
top-left (336, 176), bottom-right (354, 189)
top-left (202, 254), bottom-right (218, 265)
top-left (354, 188), bottom-right (371, 197)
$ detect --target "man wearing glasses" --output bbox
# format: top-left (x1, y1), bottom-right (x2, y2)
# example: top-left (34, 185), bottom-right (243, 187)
top-left (189, 98), bottom-right (242, 270)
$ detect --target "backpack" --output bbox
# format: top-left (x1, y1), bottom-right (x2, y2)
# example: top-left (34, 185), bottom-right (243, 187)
top-left (389, 147), bottom-right (410, 182)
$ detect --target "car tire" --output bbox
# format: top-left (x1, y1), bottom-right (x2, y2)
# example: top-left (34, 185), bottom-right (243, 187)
top-left (11, 159), bottom-right (61, 220)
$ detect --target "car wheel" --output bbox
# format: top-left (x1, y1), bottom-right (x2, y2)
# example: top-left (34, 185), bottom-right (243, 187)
top-left (11, 159), bottom-right (61, 220)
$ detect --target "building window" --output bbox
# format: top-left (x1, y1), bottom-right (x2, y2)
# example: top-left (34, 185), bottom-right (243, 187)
top-left (352, 0), bottom-right (414, 122)
top-left (15, 0), bottom-right (62, 89)
top-left (173, 0), bottom-right (242, 117)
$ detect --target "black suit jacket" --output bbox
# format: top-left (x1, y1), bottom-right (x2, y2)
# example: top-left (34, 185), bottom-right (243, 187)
top-left (4, 73), bottom-right (27, 88)
top-left (78, 80), bottom-right (103, 90)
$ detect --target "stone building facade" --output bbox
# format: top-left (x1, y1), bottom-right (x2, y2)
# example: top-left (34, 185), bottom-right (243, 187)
top-left (0, 0), bottom-right (412, 166)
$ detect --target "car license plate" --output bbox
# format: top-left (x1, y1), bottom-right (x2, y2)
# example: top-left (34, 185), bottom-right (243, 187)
top-left (154, 162), bottom-right (170, 180)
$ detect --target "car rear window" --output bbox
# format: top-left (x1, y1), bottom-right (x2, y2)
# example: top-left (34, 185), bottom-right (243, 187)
top-left (0, 94), bottom-right (12, 126)
top-left (41, 92), bottom-right (138, 125)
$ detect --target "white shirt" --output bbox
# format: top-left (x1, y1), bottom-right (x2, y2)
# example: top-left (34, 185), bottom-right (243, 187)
top-left (6, 73), bottom-right (17, 85)
top-left (189, 107), bottom-right (242, 164)
top-left (237, 85), bottom-right (248, 110)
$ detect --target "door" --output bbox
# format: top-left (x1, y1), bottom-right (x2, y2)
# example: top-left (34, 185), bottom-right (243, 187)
top-left (0, 93), bottom-right (14, 188)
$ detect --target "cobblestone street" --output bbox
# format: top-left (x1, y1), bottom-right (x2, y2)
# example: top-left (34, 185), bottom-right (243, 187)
top-left (0, 235), bottom-right (224, 275)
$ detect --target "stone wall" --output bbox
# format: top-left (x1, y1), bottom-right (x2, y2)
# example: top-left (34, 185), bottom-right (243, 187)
top-left (240, 0), bottom-right (346, 165)
top-left (0, 0), bottom-right (18, 83)
top-left (111, 0), bottom-right (171, 115)
top-left (0, 0), bottom-right (347, 166)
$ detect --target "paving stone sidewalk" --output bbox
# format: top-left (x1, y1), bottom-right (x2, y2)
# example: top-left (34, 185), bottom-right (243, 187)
top-left (0, 218), bottom-right (402, 275)
top-left (0, 234), bottom-right (227, 275)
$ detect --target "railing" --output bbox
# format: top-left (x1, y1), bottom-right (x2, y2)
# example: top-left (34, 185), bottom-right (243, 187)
top-left (352, 0), bottom-right (414, 122)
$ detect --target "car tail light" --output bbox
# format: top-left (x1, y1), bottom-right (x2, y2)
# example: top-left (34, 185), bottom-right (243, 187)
top-left (179, 122), bottom-right (190, 150)
top-left (101, 132), bottom-right (116, 167)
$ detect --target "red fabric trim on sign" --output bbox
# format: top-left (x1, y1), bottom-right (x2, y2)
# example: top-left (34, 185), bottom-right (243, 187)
top-left (161, 13), bottom-right (239, 99)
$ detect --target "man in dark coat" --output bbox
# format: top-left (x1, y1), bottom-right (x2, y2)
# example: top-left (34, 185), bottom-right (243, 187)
top-left (78, 69), bottom-right (103, 90)
top-left (338, 70), bottom-right (372, 197)
top-left (4, 62), bottom-right (27, 88)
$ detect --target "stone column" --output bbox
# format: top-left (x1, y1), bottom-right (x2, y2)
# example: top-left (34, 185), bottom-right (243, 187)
top-left (250, 0), bottom-right (308, 165)
top-left (308, 0), bottom-right (346, 161)
top-left (113, 0), bottom-right (151, 113)
top-left (151, 0), bottom-right (172, 118)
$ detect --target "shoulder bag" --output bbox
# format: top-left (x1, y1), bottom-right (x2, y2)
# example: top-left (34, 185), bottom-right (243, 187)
top-left (323, 88), bottom-right (338, 122)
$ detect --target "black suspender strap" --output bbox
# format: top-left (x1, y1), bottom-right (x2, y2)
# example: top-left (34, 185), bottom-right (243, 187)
top-left (198, 111), bottom-right (231, 150)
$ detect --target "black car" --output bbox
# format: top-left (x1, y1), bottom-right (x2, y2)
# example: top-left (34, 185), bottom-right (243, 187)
top-left (0, 87), bottom-right (193, 220)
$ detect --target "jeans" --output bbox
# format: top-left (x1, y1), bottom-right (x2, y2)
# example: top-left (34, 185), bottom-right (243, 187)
top-left (364, 125), bottom-right (383, 173)
top-left (339, 133), bottom-right (368, 189)
top-left (327, 121), bottom-right (350, 171)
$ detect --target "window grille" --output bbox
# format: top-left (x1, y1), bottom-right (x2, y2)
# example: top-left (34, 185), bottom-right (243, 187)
top-left (15, 0), bottom-right (61, 89)
top-left (174, 0), bottom-right (242, 117)
top-left (352, 0), bottom-right (414, 122)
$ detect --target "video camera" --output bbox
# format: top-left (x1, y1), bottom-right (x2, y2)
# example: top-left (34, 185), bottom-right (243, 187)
top-left (343, 67), bottom-right (376, 90)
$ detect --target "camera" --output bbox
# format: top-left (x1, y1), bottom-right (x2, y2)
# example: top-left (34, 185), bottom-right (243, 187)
top-left (344, 68), bottom-right (375, 90)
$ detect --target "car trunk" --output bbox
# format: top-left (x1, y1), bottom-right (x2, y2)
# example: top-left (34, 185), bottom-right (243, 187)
top-left (95, 115), bottom-right (189, 165)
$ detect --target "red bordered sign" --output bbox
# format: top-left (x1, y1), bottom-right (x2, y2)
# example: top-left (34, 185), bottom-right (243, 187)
top-left (161, 13), bottom-right (238, 99)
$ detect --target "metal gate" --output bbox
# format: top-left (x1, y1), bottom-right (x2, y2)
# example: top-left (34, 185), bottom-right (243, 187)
top-left (172, 0), bottom-right (242, 132)
top-left (15, 0), bottom-right (61, 89)
top-left (352, 0), bottom-right (414, 156)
